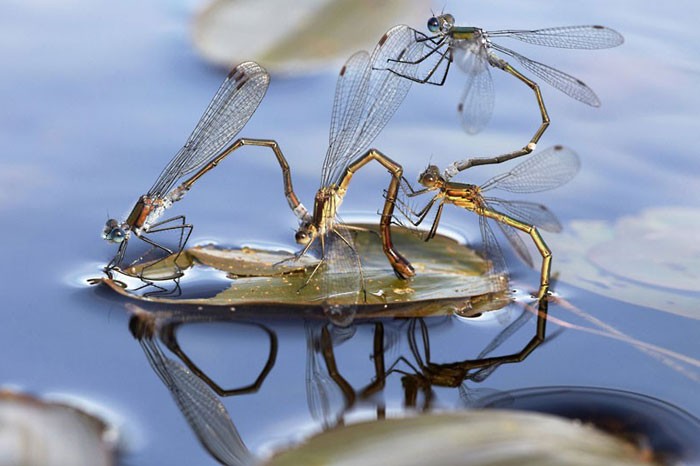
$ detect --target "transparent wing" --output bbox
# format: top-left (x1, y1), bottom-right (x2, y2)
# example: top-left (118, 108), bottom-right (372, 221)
top-left (477, 307), bottom-right (533, 359)
top-left (479, 215), bottom-right (509, 285)
top-left (480, 145), bottom-right (580, 193)
top-left (148, 62), bottom-right (269, 196)
top-left (454, 44), bottom-right (495, 134)
top-left (327, 51), bottom-right (371, 162)
top-left (320, 224), bottom-right (362, 326)
top-left (484, 198), bottom-right (562, 233)
top-left (139, 337), bottom-right (252, 466)
top-left (487, 25), bottom-right (624, 49)
top-left (322, 25), bottom-right (424, 187)
top-left (493, 216), bottom-right (534, 268)
top-left (489, 42), bottom-right (601, 106)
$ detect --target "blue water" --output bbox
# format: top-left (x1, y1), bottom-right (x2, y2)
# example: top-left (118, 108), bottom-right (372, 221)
top-left (1, 0), bottom-right (699, 464)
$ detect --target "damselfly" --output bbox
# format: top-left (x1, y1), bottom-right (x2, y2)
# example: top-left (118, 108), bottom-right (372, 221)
top-left (396, 145), bottom-right (580, 298)
top-left (383, 14), bottom-right (622, 169)
top-left (103, 62), bottom-right (301, 278)
top-left (289, 25), bottom-right (424, 297)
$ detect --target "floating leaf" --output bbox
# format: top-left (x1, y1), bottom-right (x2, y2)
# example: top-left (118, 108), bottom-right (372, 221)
top-left (262, 410), bottom-right (654, 466)
top-left (548, 207), bottom-right (700, 318)
top-left (192, 0), bottom-right (429, 74)
top-left (100, 224), bottom-right (509, 317)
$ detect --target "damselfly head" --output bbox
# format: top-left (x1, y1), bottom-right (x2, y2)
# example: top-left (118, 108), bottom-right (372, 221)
top-left (295, 222), bottom-right (317, 246)
top-left (428, 14), bottom-right (455, 34)
top-left (103, 218), bottom-right (127, 244)
top-left (418, 165), bottom-right (443, 189)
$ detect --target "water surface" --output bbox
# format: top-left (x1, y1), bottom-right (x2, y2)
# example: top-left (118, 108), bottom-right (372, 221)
top-left (1, 1), bottom-right (699, 464)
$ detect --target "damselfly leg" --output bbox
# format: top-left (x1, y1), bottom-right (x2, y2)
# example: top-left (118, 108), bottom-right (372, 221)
top-left (290, 25), bottom-right (425, 302)
top-left (382, 14), bottom-right (622, 170)
top-left (394, 146), bottom-right (580, 299)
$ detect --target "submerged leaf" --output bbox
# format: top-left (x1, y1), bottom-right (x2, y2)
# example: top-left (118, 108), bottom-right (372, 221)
top-left (547, 207), bottom-right (700, 318)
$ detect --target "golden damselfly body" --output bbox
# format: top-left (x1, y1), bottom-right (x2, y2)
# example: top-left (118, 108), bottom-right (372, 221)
top-left (397, 145), bottom-right (580, 299)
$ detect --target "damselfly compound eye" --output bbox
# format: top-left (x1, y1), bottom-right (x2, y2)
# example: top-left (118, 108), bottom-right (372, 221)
top-left (107, 227), bottom-right (126, 244)
top-left (295, 230), bottom-right (310, 245)
top-left (441, 14), bottom-right (455, 30)
top-left (427, 17), bottom-right (440, 33)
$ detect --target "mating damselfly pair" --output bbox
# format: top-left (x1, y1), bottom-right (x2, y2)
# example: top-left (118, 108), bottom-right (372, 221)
top-left (102, 12), bottom-right (621, 302)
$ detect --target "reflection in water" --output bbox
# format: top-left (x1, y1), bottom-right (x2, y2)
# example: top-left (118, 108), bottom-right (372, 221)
top-left (126, 297), bottom-right (548, 464)
top-left (304, 297), bottom-right (550, 420)
top-left (393, 298), bottom-right (554, 411)
top-left (128, 307), bottom-right (276, 465)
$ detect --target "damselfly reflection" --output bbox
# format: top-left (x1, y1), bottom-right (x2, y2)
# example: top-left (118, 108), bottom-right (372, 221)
top-left (103, 61), bottom-right (301, 279)
top-left (305, 296), bottom-right (550, 423)
top-left (382, 13), bottom-right (622, 167)
top-left (128, 305), bottom-right (277, 466)
top-left (288, 26), bottom-right (424, 297)
top-left (392, 298), bottom-right (551, 410)
top-left (396, 146), bottom-right (580, 299)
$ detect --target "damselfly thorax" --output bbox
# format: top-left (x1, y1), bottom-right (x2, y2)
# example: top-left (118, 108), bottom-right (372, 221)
top-left (124, 195), bottom-right (172, 234)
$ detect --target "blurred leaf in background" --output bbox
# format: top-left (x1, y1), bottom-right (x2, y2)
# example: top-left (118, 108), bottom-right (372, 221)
top-left (549, 206), bottom-right (700, 318)
top-left (193, 0), bottom-right (429, 74)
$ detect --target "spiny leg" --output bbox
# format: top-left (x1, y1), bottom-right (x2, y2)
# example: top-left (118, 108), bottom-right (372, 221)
top-left (148, 215), bottom-right (192, 253)
top-left (388, 188), bottom-right (438, 227)
top-left (128, 274), bottom-right (181, 298)
top-left (387, 45), bottom-right (453, 86)
top-left (386, 34), bottom-right (445, 66)
top-left (125, 234), bottom-right (171, 273)
top-left (138, 221), bottom-right (193, 279)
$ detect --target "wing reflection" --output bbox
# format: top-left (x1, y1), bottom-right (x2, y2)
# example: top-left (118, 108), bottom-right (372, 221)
top-left (125, 294), bottom-right (550, 464)
top-left (128, 305), bottom-right (276, 466)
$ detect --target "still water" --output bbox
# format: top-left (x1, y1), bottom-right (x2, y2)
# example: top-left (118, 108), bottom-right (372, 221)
top-left (1, 0), bottom-right (699, 464)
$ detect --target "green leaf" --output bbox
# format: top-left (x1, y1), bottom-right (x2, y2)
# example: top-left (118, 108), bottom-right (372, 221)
top-left (101, 224), bottom-right (509, 317)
